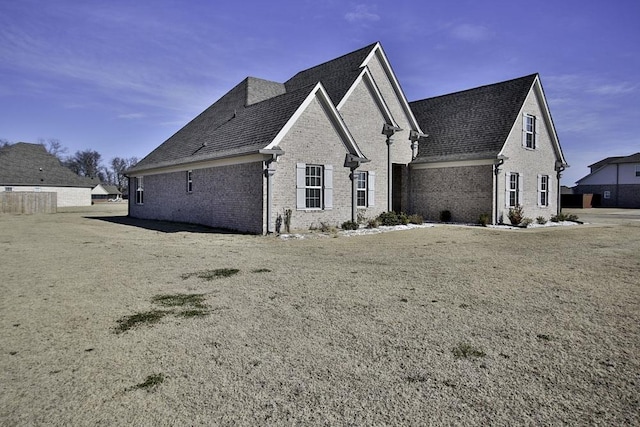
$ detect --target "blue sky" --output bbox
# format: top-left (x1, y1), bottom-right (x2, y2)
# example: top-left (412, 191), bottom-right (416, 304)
top-left (1, 0), bottom-right (638, 185)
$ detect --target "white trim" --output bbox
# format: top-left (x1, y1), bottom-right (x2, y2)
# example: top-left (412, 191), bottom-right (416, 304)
top-left (127, 153), bottom-right (268, 177)
top-left (264, 83), bottom-right (366, 159)
top-left (186, 170), bottom-right (193, 193)
top-left (337, 68), bottom-right (398, 128)
top-left (497, 76), bottom-right (567, 166)
top-left (411, 158), bottom-right (496, 170)
top-left (358, 43), bottom-right (424, 134)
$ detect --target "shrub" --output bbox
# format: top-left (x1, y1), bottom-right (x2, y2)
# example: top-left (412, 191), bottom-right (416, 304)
top-left (521, 217), bottom-right (533, 227)
top-left (377, 211), bottom-right (408, 226)
top-left (341, 220), bottom-right (359, 230)
top-left (366, 218), bottom-right (380, 229)
top-left (407, 214), bottom-right (424, 224)
top-left (478, 213), bottom-right (491, 226)
top-left (440, 210), bottom-right (452, 222)
top-left (553, 212), bottom-right (579, 222)
top-left (536, 216), bottom-right (547, 225)
top-left (507, 205), bottom-right (524, 225)
top-left (283, 209), bottom-right (292, 233)
top-left (566, 213), bottom-right (579, 222)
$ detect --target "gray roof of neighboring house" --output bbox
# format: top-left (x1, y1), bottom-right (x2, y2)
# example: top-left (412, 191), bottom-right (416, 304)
top-left (589, 152), bottom-right (640, 171)
top-left (98, 184), bottom-right (122, 194)
top-left (409, 74), bottom-right (537, 163)
top-left (128, 44), bottom-right (379, 174)
top-left (0, 142), bottom-right (97, 188)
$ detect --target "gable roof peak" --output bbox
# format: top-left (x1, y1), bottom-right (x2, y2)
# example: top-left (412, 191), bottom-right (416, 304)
top-left (284, 42), bottom-right (379, 96)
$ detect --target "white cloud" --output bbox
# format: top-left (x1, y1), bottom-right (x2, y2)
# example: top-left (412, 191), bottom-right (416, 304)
top-left (117, 113), bottom-right (146, 120)
top-left (449, 24), bottom-right (493, 43)
top-left (546, 74), bottom-right (636, 97)
top-left (344, 4), bottom-right (380, 23)
top-left (587, 82), bottom-right (637, 96)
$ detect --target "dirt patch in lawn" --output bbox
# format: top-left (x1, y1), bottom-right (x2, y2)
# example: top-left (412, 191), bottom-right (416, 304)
top-left (1, 204), bottom-right (639, 425)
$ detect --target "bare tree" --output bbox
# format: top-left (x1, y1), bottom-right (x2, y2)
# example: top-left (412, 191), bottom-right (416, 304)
top-left (110, 156), bottom-right (138, 192)
top-left (65, 150), bottom-right (105, 181)
top-left (38, 138), bottom-right (68, 160)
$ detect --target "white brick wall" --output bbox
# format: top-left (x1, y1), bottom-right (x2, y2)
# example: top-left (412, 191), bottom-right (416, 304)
top-left (0, 186), bottom-right (91, 207)
top-left (497, 88), bottom-right (560, 222)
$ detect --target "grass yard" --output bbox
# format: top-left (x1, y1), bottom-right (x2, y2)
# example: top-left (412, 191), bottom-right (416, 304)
top-left (1, 204), bottom-right (639, 425)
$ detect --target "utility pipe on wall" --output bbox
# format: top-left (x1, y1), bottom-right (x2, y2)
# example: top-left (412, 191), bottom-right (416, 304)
top-left (382, 124), bottom-right (402, 212)
top-left (494, 155), bottom-right (507, 225)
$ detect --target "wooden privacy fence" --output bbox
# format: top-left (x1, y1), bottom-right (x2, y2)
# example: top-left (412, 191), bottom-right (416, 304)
top-left (1, 192), bottom-right (57, 214)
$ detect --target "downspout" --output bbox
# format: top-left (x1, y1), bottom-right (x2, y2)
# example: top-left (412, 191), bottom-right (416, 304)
top-left (555, 161), bottom-right (566, 214)
top-left (408, 130), bottom-right (428, 214)
top-left (344, 153), bottom-right (370, 222)
top-left (124, 173), bottom-right (131, 217)
top-left (350, 168), bottom-right (358, 222)
top-left (260, 148), bottom-right (284, 234)
top-left (494, 155), bottom-right (507, 225)
top-left (264, 162), bottom-right (275, 233)
top-left (382, 124), bottom-right (402, 212)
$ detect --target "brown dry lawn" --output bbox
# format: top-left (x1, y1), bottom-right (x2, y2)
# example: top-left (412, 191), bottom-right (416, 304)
top-left (1, 204), bottom-right (639, 425)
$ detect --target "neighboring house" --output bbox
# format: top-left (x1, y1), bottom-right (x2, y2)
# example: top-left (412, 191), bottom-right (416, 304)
top-left (126, 42), bottom-right (423, 233)
top-left (126, 43), bottom-right (567, 232)
top-left (573, 153), bottom-right (640, 208)
top-left (91, 184), bottom-right (122, 202)
top-left (0, 142), bottom-right (96, 207)
top-left (409, 74), bottom-right (568, 224)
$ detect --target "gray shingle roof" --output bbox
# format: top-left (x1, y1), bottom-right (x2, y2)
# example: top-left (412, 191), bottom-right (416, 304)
top-left (285, 43), bottom-right (377, 105)
top-left (128, 79), bottom-right (315, 173)
top-left (129, 44), bottom-right (380, 174)
top-left (410, 74), bottom-right (537, 162)
top-left (0, 143), bottom-right (97, 187)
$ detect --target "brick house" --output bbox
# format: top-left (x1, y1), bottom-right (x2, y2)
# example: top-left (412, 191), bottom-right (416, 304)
top-left (126, 42), bottom-right (424, 233)
top-left (126, 43), bottom-right (567, 232)
top-left (410, 74), bottom-right (568, 224)
top-left (573, 153), bottom-right (640, 208)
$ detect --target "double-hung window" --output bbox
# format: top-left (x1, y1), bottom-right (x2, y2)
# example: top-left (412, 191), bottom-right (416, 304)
top-left (296, 163), bottom-right (333, 210)
top-left (135, 176), bottom-right (144, 205)
top-left (186, 170), bottom-right (193, 193)
top-left (305, 165), bottom-right (322, 209)
top-left (635, 165), bottom-right (640, 177)
top-left (538, 175), bottom-right (549, 207)
top-left (523, 114), bottom-right (536, 149)
top-left (356, 171), bottom-right (367, 207)
top-left (355, 171), bottom-right (376, 208)
top-left (507, 173), bottom-right (521, 207)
